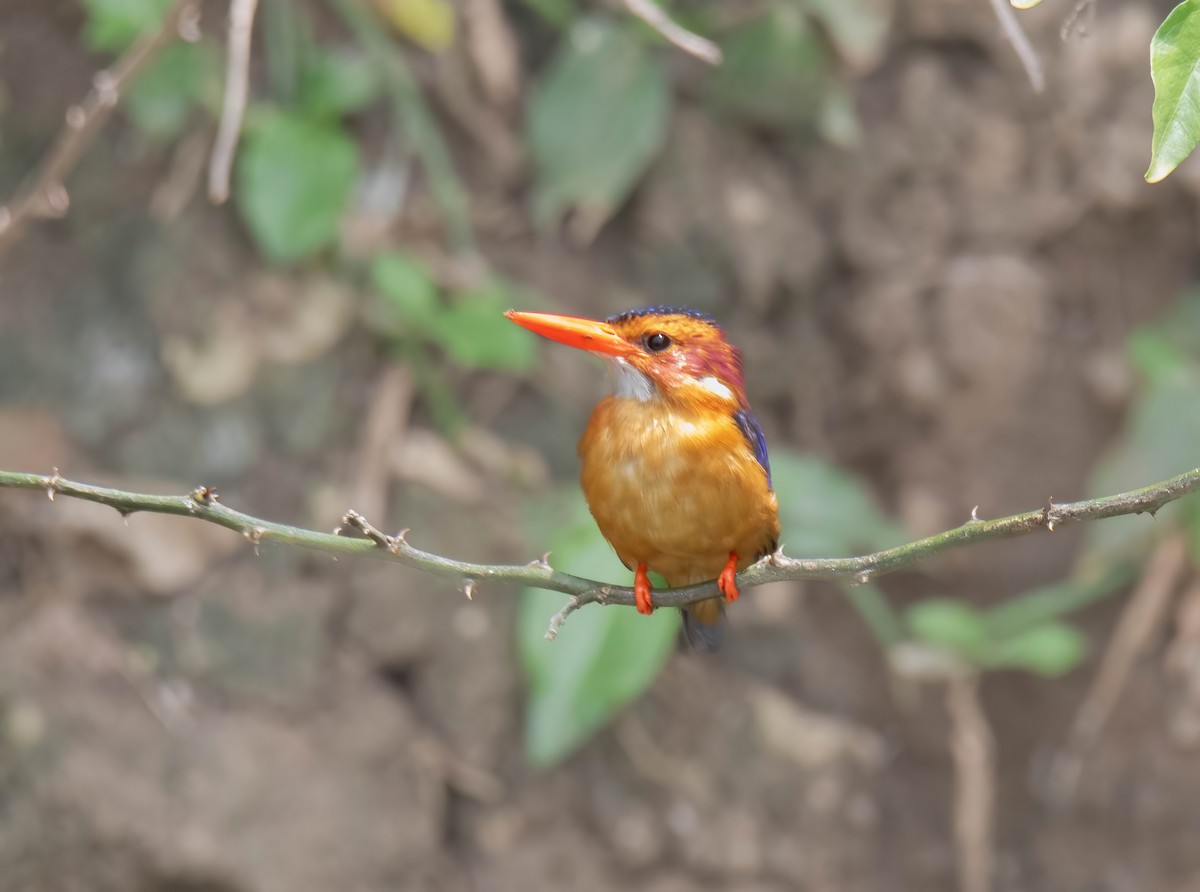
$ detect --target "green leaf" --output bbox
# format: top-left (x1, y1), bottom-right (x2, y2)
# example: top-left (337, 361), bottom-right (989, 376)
top-left (518, 491), bottom-right (678, 767)
top-left (370, 253), bottom-right (441, 332)
top-left (433, 285), bottom-right (538, 371)
top-left (125, 42), bottom-right (221, 140)
top-left (710, 5), bottom-right (830, 130)
top-left (528, 18), bottom-right (669, 232)
top-left (906, 599), bottom-right (989, 660)
top-left (1009, 0), bottom-right (1044, 8)
top-left (1147, 0), bottom-right (1200, 182)
top-left (81, 0), bottom-right (173, 52)
top-left (986, 622), bottom-right (1086, 676)
top-left (800, 0), bottom-right (892, 73)
top-left (769, 451), bottom-right (904, 557)
top-left (300, 48), bottom-right (382, 117)
top-left (236, 112), bottom-right (359, 263)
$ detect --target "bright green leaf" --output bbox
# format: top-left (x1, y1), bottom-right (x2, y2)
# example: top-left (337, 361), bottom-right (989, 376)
top-left (801, 0), bottom-right (892, 73)
top-left (81, 0), bottom-right (173, 52)
top-left (711, 5), bottom-right (830, 130)
top-left (370, 253), bottom-right (441, 332)
top-left (1009, 0), bottom-right (1043, 8)
top-left (1147, 0), bottom-right (1200, 182)
top-left (434, 286), bottom-right (537, 371)
top-left (518, 491), bottom-right (678, 767)
top-left (906, 599), bottom-right (989, 660)
top-left (236, 112), bottom-right (359, 263)
top-left (528, 19), bottom-right (669, 232)
top-left (300, 48), bottom-right (382, 117)
top-left (987, 622), bottom-right (1086, 676)
top-left (126, 43), bottom-right (221, 140)
top-left (770, 451), bottom-right (904, 557)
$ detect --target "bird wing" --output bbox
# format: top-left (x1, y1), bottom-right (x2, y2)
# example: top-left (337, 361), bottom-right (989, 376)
top-left (732, 408), bottom-right (772, 488)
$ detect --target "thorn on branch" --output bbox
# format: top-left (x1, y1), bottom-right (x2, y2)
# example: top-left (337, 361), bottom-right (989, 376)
top-left (970, 505), bottom-right (981, 522)
top-left (340, 509), bottom-right (395, 550)
top-left (1043, 496), bottom-right (1059, 532)
top-left (464, 579), bottom-right (477, 601)
top-left (527, 552), bottom-right (552, 570)
top-left (44, 468), bottom-right (62, 501)
top-left (545, 595), bottom-right (581, 640)
top-left (190, 485), bottom-right (219, 505)
top-left (244, 526), bottom-right (266, 555)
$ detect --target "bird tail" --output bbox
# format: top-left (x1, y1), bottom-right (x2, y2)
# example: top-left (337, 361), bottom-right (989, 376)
top-left (682, 598), bottom-right (726, 653)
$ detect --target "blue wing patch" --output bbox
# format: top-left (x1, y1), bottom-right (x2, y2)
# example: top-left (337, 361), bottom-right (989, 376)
top-left (733, 408), bottom-right (772, 488)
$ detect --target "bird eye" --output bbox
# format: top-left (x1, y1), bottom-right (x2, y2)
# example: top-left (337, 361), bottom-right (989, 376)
top-left (645, 332), bottom-right (671, 353)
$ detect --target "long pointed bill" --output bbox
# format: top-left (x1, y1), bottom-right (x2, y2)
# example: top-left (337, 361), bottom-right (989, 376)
top-left (504, 310), bottom-right (634, 357)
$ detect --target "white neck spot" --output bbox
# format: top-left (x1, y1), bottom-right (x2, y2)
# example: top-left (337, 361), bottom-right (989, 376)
top-left (696, 376), bottom-right (734, 401)
top-left (606, 358), bottom-right (655, 402)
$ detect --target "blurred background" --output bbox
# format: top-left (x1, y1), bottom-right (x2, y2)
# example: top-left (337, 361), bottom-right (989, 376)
top-left (3, 0), bottom-right (1200, 889)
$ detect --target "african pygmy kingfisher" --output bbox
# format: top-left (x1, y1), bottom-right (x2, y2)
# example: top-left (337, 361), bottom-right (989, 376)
top-left (506, 306), bottom-right (781, 652)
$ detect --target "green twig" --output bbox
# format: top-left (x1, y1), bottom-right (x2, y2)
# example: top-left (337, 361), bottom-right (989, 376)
top-left (2, 466), bottom-right (1199, 636)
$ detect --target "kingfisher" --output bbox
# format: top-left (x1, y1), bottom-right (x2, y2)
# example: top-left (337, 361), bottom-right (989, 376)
top-left (506, 306), bottom-right (781, 652)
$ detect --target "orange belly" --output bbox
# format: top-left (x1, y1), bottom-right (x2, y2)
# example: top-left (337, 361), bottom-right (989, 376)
top-left (579, 396), bottom-right (780, 587)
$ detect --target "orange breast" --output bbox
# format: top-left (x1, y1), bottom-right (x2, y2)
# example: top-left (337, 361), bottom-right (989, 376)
top-left (579, 396), bottom-right (780, 587)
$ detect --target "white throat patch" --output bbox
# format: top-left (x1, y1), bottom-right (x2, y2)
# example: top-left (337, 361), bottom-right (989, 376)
top-left (605, 358), bottom-right (656, 402)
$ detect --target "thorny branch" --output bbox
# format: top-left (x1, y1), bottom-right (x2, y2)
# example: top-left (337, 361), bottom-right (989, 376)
top-left (2, 466), bottom-right (1199, 638)
top-left (0, 0), bottom-right (200, 261)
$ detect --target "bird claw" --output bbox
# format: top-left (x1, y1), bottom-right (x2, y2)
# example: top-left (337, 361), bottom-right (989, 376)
top-left (634, 564), bottom-right (655, 615)
top-left (718, 552), bottom-right (740, 603)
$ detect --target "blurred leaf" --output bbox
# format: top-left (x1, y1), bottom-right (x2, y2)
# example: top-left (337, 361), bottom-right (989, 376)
top-left (800, 0), bottom-right (892, 73)
top-left (520, 0), bottom-right (577, 26)
top-left (528, 18), bottom-right (669, 233)
top-left (1147, 0), bottom-right (1200, 183)
top-left (236, 111), bottom-right (359, 263)
top-left (770, 451), bottom-right (904, 557)
top-left (711, 4), bottom-right (830, 130)
top-left (986, 622), bottom-right (1086, 676)
top-left (906, 599), bottom-right (988, 660)
top-left (371, 252), bottom-right (441, 332)
top-left (1128, 330), bottom-right (1190, 387)
top-left (1084, 370), bottom-right (1200, 560)
top-left (816, 81), bottom-right (861, 147)
top-left (126, 42), bottom-right (221, 140)
top-left (300, 48), bottom-right (382, 116)
top-left (81, 0), bottom-right (172, 52)
top-left (1010, 0), bottom-right (1044, 8)
top-left (434, 286), bottom-right (537, 371)
top-left (518, 490), bottom-right (678, 767)
top-left (375, 0), bottom-right (456, 51)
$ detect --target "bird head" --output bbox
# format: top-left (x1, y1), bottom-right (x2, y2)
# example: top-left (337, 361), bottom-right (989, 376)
top-left (506, 306), bottom-right (747, 410)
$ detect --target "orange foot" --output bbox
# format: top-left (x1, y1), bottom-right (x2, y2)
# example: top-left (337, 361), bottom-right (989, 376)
top-left (718, 552), bottom-right (740, 603)
top-left (634, 563), bottom-right (655, 615)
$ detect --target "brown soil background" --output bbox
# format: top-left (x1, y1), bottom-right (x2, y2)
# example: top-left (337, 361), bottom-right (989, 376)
top-left (2, 1), bottom-right (1200, 890)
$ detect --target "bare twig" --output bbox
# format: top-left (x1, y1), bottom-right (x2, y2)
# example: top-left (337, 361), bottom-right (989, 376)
top-left (208, 0), bottom-right (259, 204)
top-left (947, 674), bottom-right (995, 892)
top-left (0, 0), bottom-right (198, 262)
top-left (623, 0), bottom-right (722, 65)
top-left (1043, 535), bottom-right (1188, 806)
top-left (986, 0), bottom-right (1045, 93)
top-left (2, 467), bottom-right (1199, 635)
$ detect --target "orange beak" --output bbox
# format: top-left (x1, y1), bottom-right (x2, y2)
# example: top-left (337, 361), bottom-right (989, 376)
top-left (505, 310), bottom-right (634, 357)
